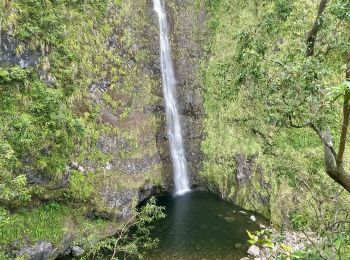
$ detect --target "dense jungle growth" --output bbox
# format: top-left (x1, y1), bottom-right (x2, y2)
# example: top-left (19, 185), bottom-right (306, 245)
top-left (202, 0), bottom-right (350, 257)
top-left (0, 0), bottom-right (350, 259)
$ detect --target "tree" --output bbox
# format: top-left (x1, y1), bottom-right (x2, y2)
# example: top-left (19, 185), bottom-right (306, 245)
top-left (202, 0), bottom-right (350, 197)
top-left (82, 197), bottom-right (165, 260)
top-left (306, 0), bottom-right (329, 57)
top-left (261, 0), bottom-right (350, 193)
top-left (292, 0), bottom-right (350, 193)
top-left (312, 50), bottom-right (350, 193)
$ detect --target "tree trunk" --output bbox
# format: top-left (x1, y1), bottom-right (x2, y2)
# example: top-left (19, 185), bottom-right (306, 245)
top-left (315, 51), bottom-right (350, 193)
top-left (322, 129), bottom-right (350, 193)
top-left (336, 96), bottom-right (350, 168)
top-left (305, 0), bottom-right (350, 193)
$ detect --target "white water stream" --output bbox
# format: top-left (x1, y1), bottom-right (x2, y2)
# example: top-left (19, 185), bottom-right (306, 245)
top-left (153, 0), bottom-right (190, 195)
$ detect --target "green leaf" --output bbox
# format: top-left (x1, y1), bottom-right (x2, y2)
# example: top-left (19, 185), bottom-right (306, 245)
top-left (248, 239), bottom-right (257, 245)
top-left (281, 243), bottom-right (293, 252)
top-left (246, 230), bottom-right (258, 242)
top-left (262, 239), bottom-right (274, 248)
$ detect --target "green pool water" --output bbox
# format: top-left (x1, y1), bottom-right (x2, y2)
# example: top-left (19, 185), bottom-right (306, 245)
top-left (146, 191), bottom-right (265, 260)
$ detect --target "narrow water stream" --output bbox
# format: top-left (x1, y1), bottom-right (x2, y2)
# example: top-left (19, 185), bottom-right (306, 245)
top-left (146, 191), bottom-right (264, 260)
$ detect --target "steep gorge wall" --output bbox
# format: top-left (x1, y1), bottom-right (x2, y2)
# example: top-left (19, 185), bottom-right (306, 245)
top-left (0, 0), bottom-right (205, 218)
top-left (91, 0), bottom-right (207, 215)
top-left (0, 0), bottom-right (206, 257)
top-left (72, 0), bottom-right (208, 211)
top-left (200, 0), bottom-right (350, 229)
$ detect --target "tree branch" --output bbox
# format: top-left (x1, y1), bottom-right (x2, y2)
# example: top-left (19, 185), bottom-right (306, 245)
top-left (251, 127), bottom-right (274, 147)
top-left (287, 114), bottom-right (309, 129)
top-left (305, 0), bottom-right (350, 193)
top-left (309, 122), bottom-right (337, 158)
top-left (309, 120), bottom-right (350, 193)
top-left (325, 168), bottom-right (350, 193)
top-left (306, 0), bottom-right (329, 57)
top-left (286, 115), bottom-right (338, 158)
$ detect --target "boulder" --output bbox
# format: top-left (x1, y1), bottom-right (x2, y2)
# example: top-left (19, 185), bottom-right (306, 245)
top-left (250, 215), bottom-right (257, 222)
top-left (71, 245), bottom-right (84, 256)
top-left (17, 241), bottom-right (53, 260)
top-left (247, 244), bottom-right (260, 257)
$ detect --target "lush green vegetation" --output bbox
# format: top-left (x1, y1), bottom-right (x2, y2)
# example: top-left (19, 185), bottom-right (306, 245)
top-left (0, 0), bottom-right (162, 257)
top-left (202, 0), bottom-right (350, 258)
top-left (83, 197), bottom-right (165, 260)
top-left (0, 201), bottom-right (115, 259)
top-left (0, 1), bottom-right (109, 254)
top-left (0, 0), bottom-right (111, 208)
top-left (1, 0), bottom-right (350, 258)
top-left (1, 203), bottom-right (74, 246)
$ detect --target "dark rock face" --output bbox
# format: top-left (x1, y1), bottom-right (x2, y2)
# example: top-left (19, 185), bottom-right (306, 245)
top-left (95, 182), bottom-right (163, 221)
top-left (24, 165), bottom-right (73, 189)
top-left (17, 241), bottom-right (53, 260)
top-left (98, 188), bottom-right (138, 220)
top-left (0, 33), bottom-right (41, 67)
top-left (138, 181), bottom-right (163, 203)
top-left (235, 154), bottom-right (255, 185)
top-left (156, 0), bottom-right (206, 189)
top-left (25, 172), bottom-right (51, 186)
top-left (233, 153), bottom-right (271, 215)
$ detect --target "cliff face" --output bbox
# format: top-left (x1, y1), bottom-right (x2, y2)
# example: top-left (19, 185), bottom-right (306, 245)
top-left (81, 0), bottom-right (207, 215)
top-left (155, 0), bottom-right (206, 189)
top-left (86, 0), bottom-right (207, 219)
top-left (0, 1), bottom-right (206, 256)
top-left (0, 0), bottom-right (205, 216)
top-left (171, 0), bottom-right (206, 186)
top-left (200, 0), bottom-right (350, 230)
top-left (86, 0), bottom-right (164, 219)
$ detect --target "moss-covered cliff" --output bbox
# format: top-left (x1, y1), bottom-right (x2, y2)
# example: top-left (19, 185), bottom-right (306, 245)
top-left (200, 0), bottom-right (350, 255)
top-left (0, 0), bottom-right (205, 258)
top-left (1, 0), bottom-right (350, 258)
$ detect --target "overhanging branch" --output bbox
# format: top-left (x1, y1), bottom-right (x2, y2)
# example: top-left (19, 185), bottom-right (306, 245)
top-left (287, 114), bottom-right (338, 158)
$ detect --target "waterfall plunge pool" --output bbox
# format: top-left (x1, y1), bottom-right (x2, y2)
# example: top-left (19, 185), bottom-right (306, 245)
top-left (146, 191), bottom-right (266, 260)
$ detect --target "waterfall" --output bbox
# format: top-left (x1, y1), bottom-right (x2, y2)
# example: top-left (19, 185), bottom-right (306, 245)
top-left (153, 0), bottom-right (190, 195)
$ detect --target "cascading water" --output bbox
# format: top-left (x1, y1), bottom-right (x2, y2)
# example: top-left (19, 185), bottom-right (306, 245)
top-left (153, 0), bottom-right (190, 195)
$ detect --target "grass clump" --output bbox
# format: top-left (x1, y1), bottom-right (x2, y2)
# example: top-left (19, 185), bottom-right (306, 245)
top-left (0, 203), bottom-right (71, 246)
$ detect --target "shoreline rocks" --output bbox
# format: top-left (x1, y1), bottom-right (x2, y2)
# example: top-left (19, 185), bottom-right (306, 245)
top-left (16, 241), bottom-right (53, 260)
top-left (241, 228), bottom-right (318, 260)
top-left (247, 245), bottom-right (260, 257)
